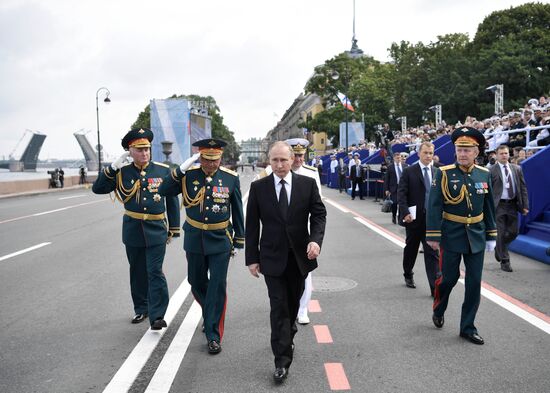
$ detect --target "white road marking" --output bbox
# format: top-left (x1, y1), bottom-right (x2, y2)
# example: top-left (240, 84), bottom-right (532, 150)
top-left (144, 301), bottom-right (203, 393)
top-left (331, 196), bottom-right (550, 336)
top-left (353, 217), bottom-right (406, 248)
top-left (58, 194), bottom-right (86, 200)
top-left (0, 199), bottom-right (108, 225)
top-left (0, 242), bottom-right (52, 262)
top-left (479, 284), bottom-right (550, 334)
top-left (102, 280), bottom-right (192, 393)
top-left (323, 197), bottom-right (350, 213)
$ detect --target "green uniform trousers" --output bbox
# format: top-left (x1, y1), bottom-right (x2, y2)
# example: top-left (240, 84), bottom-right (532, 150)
top-left (433, 248), bottom-right (484, 335)
top-left (186, 251), bottom-right (231, 342)
top-left (125, 244), bottom-right (169, 326)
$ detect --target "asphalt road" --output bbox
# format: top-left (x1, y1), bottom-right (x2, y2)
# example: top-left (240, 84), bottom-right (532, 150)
top-left (0, 167), bottom-right (549, 393)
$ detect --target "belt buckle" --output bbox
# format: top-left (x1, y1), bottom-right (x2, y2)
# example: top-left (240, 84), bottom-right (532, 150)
top-left (202, 223), bottom-right (209, 230)
top-left (143, 214), bottom-right (149, 220)
top-left (466, 217), bottom-right (471, 224)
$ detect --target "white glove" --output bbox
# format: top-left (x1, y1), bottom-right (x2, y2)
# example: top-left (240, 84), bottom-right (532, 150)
top-left (180, 153), bottom-right (201, 172)
top-left (485, 240), bottom-right (496, 252)
top-left (111, 152), bottom-right (130, 170)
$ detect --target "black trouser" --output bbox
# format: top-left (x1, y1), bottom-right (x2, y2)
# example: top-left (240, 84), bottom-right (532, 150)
top-left (391, 194), bottom-right (398, 219)
top-left (402, 220), bottom-right (440, 291)
top-left (351, 179), bottom-right (363, 199)
top-left (264, 252), bottom-right (305, 369)
top-left (338, 174), bottom-right (346, 191)
top-left (495, 201), bottom-right (519, 263)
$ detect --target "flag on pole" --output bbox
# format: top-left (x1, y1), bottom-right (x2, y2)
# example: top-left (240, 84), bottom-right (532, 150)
top-left (337, 92), bottom-right (355, 111)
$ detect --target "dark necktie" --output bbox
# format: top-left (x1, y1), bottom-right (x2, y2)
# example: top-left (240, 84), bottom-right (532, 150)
top-left (423, 167), bottom-right (431, 207)
top-left (504, 165), bottom-right (515, 199)
top-left (279, 179), bottom-right (288, 219)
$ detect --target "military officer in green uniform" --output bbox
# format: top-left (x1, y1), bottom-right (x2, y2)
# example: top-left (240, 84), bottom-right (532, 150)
top-left (92, 128), bottom-right (180, 330)
top-left (158, 138), bottom-right (244, 354)
top-left (426, 127), bottom-right (497, 345)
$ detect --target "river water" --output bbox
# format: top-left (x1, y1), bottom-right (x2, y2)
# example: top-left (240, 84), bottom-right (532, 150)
top-left (0, 168), bottom-right (98, 182)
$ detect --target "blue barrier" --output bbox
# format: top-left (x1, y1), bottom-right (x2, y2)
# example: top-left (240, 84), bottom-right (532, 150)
top-left (509, 145), bottom-right (550, 264)
top-left (405, 135), bottom-right (453, 165)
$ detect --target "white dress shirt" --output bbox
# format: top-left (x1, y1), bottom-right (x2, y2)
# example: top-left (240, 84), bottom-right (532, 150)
top-left (419, 162), bottom-right (432, 185)
top-left (498, 162), bottom-right (516, 199)
top-left (273, 172), bottom-right (292, 203)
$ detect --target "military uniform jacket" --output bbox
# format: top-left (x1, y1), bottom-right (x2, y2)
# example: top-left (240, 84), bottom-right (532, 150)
top-left (426, 163), bottom-right (497, 254)
top-left (92, 162), bottom-right (180, 247)
top-left (158, 165), bottom-right (245, 255)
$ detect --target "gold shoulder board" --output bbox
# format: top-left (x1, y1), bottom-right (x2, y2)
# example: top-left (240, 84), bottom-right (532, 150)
top-left (220, 166), bottom-right (238, 176)
top-left (474, 164), bottom-right (489, 172)
top-left (440, 164), bottom-right (455, 171)
top-left (153, 161), bottom-right (169, 168)
top-left (187, 165), bottom-right (201, 171)
top-left (302, 164), bottom-right (317, 171)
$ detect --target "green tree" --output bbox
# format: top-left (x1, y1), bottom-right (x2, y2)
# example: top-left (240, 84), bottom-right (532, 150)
top-left (470, 2), bottom-right (550, 117)
top-left (131, 94), bottom-right (240, 164)
top-left (389, 33), bottom-right (473, 127)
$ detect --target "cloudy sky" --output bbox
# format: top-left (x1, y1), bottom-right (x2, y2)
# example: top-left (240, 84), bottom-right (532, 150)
top-left (0, 0), bottom-right (530, 160)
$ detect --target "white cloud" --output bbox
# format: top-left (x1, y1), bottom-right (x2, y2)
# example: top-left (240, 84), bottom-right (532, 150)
top-left (0, 0), bottom-right (531, 159)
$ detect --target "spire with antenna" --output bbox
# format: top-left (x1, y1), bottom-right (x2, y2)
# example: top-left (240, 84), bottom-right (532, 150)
top-left (347, 0), bottom-right (364, 58)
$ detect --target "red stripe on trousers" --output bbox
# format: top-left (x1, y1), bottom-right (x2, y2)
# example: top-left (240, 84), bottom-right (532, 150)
top-left (433, 245), bottom-right (444, 311)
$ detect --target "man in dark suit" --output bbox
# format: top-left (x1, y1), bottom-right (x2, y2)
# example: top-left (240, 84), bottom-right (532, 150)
top-left (385, 152), bottom-right (407, 223)
top-left (349, 153), bottom-right (364, 200)
top-left (490, 144), bottom-right (529, 272)
top-left (397, 142), bottom-right (440, 295)
top-left (246, 141), bottom-right (326, 383)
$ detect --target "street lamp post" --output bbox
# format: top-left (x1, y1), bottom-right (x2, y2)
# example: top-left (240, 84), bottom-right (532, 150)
top-left (429, 105), bottom-right (442, 127)
top-left (486, 84), bottom-right (504, 115)
top-left (330, 70), bottom-right (350, 152)
top-left (95, 87), bottom-right (111, 171)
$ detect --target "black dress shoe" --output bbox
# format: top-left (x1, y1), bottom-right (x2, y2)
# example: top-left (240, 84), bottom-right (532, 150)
top-left (273, 367), bottom-right (288, 383)
top-left (432, 314), bottom-right (444, 328)
top-left (131, 314), bottom-right (148, 324)
top-left (460, 332), bottom-right (484, 345)
top-left (405, 278), bottom-right (416, 288)
top-left (501, 262), bottom-right (513, 272)
top-left (392, 216), bottom-right (396, 224)
top-left (151, 318), bottom-right (167, 330)
top-left (207, 340), bottom-right (222, 354)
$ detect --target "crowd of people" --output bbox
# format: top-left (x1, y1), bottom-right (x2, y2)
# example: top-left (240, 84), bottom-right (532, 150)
top-left (325, 95), bottom-right (550, 166)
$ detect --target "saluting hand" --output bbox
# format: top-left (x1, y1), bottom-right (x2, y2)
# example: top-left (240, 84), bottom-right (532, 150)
top-left (180, 152), bottom-right (201, 172)
top-left (307, 242), bottom-right (321, 260)
top-left (111, 152), bottom-right (130, 170)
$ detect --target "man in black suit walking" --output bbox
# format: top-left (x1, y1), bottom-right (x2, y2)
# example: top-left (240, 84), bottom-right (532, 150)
top-left (246, 141), bottom-right (326, 383)
top-left (490, 144), bottom-right (529, 272)
top-left (385, 152), bottom-right (407, 223)
top-left (349, 153), bottom-right (364, 200)
top-left (397, 142), bottom-right (440, 295)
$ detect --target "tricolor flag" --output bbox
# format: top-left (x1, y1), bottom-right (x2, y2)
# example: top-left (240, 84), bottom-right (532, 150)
top-left (337, 92), bottom-right (354, 111)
